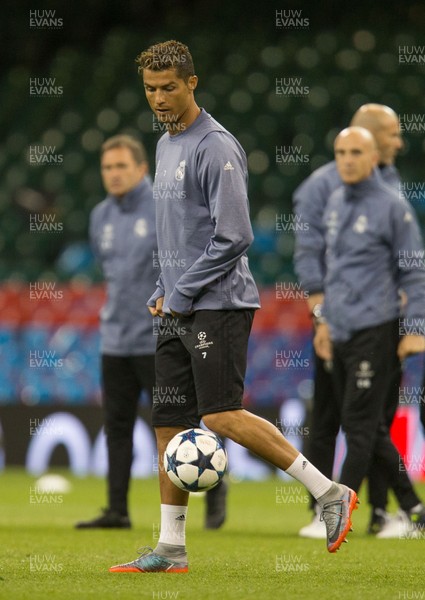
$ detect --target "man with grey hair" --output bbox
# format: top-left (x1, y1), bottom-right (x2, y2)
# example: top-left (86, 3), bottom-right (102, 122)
top-left (293, 104), bottom-right (424, 537)
top-left (314, 126), bottom-right (425, 536)
top-left (75, 134), bottom-right (157, 529)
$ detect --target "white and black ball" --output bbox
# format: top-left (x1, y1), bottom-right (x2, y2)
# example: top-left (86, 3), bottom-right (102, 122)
top-left (164, 428), bottom-right (227, 492)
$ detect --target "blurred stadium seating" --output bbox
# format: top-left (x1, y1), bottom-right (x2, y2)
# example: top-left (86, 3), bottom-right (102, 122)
top-left (1, 2), bottom-right (424, 285)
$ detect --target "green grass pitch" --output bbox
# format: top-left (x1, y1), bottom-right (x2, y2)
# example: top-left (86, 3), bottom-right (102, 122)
top-left (0, 469), bottom-right (424, 600)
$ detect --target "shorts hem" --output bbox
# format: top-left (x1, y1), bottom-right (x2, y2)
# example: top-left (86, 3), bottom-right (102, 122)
top-left (199, 405), bottom-right (243, 417)
top-left (152, 421), bottom-right (196, 429)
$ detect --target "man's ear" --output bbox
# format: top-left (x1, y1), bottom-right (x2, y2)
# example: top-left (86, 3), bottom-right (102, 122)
top-left (371, 150), bottom-right (379, 168)
top-left (139, 162), bottom-right (149, 179)
top-left (187, 75), bottom-right (198, 91)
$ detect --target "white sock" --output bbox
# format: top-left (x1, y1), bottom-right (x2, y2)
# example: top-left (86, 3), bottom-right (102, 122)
top-left (285, 453), bottom-right (332, 500)
top-left (158, 504), bottom-right (187, 547)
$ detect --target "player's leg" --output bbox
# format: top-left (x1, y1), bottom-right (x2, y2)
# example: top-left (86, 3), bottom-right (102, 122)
top-left (189, 309), bottom-right (357, 553)
top-left (202, 406), bottom-right (357, 552)
top-left (110, 318), bottom-right (198, 572)
top-left (76, 354), bottom-right (141, 528)
top-left (115, 423), bottom-right (193, 573)
top-left (133, 351), bottom-right (191, 505)
top-left (133, 354), bottom-right (188, 504)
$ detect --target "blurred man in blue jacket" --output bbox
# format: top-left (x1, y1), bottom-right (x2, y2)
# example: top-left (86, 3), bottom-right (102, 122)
top-left (76, 135), bottom-right (157, 528)
top-left (314, 126), bottom-right (425, 537)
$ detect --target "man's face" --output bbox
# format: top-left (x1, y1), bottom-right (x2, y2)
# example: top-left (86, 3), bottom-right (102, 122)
top-left (101, 147), bottom-right (146, 197)
top-left (374, 116), bottom-right (403, 165)
top-left (334, 132), bottom-right (378, 184)
top-left (143, 68), bottom-right (197, 129)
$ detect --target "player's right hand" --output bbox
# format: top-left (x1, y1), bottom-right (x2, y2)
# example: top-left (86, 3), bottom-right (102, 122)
top-left (148, 296), bottom-right (165, 317)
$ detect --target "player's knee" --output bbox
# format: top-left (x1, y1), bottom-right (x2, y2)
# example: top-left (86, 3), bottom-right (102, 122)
top-left (202, 412), bottom-right (228, 436)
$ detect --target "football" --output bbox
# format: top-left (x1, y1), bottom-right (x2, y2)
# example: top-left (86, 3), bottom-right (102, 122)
top-left (164, 428), bottom-right (227, 492)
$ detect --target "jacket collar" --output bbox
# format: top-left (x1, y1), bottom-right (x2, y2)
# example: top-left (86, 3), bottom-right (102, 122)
top-left (107, 177), bottom-right (151, 212)
top-left (345, 168), bottom-right (382, 200)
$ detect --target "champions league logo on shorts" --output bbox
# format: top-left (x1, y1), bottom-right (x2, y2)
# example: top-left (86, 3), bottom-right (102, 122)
top-left (195, 331), bottom-right (214, 352)
top-left (175, 161), bottom-right (186, 181)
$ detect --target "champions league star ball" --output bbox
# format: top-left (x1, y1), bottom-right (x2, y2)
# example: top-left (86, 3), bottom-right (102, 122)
top-left (164, 428), bottom-right (227, 492)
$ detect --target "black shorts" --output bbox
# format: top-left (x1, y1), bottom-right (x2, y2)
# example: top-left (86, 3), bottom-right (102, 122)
top-left (152, 309), bottom-right (255, 428)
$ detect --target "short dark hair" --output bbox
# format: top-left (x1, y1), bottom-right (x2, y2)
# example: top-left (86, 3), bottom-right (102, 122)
top-left (101, 134), bottom-right (147, 164)
top-left (135, 40), bottom-right (195, 82)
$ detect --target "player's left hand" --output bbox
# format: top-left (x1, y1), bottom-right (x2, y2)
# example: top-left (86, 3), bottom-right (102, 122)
top-left (148, 296), bottom-right (165, 317)
top-left (398, 334), bottom-right (425, 361)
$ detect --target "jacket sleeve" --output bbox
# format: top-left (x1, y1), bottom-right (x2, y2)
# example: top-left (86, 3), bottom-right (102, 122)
top-left (168, 134), bottom-right (254, 314)
top-left (393, 201), bottom-right (425, 331)
top-left (147, 272), bottom-right (165, 307)
top-left (293, 173), bottom-right (335, 294)
top-left (89, 208), bottom-right (102, 264)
